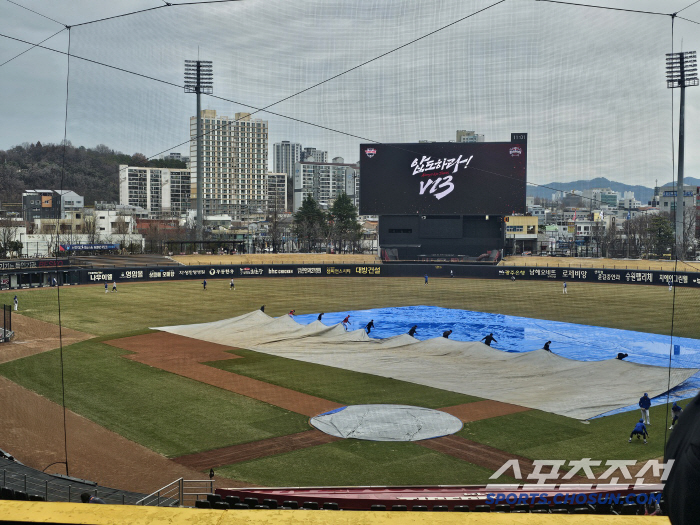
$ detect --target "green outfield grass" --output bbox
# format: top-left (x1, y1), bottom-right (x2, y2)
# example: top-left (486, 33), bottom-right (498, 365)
top-left (215, 440), bottom-right (516, 487)
top-left (2, 276), bottom-right (700, 338)
top-left (0, 338), bottom-right (310, 457)
top-left (0, 276), bottom-right (695, 486)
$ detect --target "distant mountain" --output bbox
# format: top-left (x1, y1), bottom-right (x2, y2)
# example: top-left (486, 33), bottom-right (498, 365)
top-left (527, 177), bottom-right (654, 205)
top-left (0, 142), bottom-right (186, 205)
top-left (662, 177), bottom-right (700, 187)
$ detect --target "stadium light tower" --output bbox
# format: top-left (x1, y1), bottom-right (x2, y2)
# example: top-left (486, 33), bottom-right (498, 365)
top-left (666, 51), bottom-right (698, 259)
top-left (184, 60), bottom-right (213, 239)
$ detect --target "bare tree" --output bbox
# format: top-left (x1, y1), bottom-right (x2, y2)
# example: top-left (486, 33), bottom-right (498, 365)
top-left (0, 218), bottom-right (19, 258)
top-left (83, 213), bottom-right (100, 244)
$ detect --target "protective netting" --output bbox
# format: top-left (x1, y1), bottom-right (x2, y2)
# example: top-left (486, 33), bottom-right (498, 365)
top-left (3, 0), bottom-right (700, 492)
top-left (155, 310), bottom-right (698, 420)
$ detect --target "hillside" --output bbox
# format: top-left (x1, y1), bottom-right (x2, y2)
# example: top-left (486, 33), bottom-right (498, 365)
top-left (0, 142), bottom-right (186, 206)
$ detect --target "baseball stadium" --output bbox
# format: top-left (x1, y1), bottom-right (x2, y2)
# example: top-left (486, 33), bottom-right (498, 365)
top-left (1, 1), bottom-right (700, 524)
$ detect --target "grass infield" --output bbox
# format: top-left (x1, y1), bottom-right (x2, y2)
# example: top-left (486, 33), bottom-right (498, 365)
top-left (0, 276), bottom-right (695, 485)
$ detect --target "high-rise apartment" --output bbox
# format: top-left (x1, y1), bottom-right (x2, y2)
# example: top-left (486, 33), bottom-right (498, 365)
top-left (293, 157), bottom-right (359, 211)
top-left (302, 147), bottom-right (328, 163)
top-left (273, 141), bottom-right (302, 180)
top-left (189, 109), bottom-right (269, 218)
top-left (266, 172), bottom-right (288, 213)
top-left (118, 165), bottom-right (191, 218)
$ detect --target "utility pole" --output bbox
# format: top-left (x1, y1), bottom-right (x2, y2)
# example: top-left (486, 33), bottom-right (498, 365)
top-left (666, 50), bottom-right (698, 259)
top-left (184, 60), bottom-right (213, 244)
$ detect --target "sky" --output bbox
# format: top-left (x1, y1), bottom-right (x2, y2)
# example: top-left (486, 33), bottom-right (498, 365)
top-left (1, 0), bottom-right (700, 189)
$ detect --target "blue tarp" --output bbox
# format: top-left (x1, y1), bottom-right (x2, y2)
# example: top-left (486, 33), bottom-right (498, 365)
top-left (296, 306), bottom-right (700, 417)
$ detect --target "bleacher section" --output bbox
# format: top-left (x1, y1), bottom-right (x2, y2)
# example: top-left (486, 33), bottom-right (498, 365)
top-left (0, 455), bottom-right (148, 505)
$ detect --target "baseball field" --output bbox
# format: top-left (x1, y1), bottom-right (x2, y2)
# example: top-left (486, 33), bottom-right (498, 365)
top-left (0, 273), bottom-right (696, 493)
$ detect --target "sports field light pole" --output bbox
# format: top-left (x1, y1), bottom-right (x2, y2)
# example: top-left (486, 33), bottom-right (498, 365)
top-left (666, 51), bottom-right (698, 259)
top-left (184, 60), bottom-right (213, 247)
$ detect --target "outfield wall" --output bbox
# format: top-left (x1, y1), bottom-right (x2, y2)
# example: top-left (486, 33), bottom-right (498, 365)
top-left (2, 263), bottom-right (699, 290)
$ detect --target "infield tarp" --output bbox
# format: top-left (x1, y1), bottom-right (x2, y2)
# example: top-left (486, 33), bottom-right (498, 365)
top-left (154, 310), bottom-right (697, 420)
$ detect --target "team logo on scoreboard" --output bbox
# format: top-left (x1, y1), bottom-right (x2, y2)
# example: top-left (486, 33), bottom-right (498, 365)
top-left (509, 146), bottom-right (522, 157)
top-left (364, 148), bottom-right (377, 158)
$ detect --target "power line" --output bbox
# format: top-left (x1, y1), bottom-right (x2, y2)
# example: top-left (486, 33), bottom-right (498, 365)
top-left (5, 0), bottom-right (67, 27)
top-left (70, 0), bottom-right (244, 28)
top-left (535, 0), bottom-right (670, 17)
top-left (0, 32), bottom-right (182, 89)
top-left (235, 0), bottom-right (506, 114)
top-left (677, 0), bottom-right (700, 14)
top-left (0, 27), bottom-right (66, 68)
top-left (57, 27), bottom-right (71, 478)
top-left (677, 15), bottom-right (700, 24)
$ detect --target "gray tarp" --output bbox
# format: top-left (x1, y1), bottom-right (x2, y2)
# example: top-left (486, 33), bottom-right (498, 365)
top-left (310, 405), bottom-right (464, 441)
top-left (155, 310), bottom-right (698, 420)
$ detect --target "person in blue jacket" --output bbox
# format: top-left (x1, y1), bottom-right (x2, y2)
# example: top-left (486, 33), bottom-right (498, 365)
top-left (628, 419), bottom-right (648, 444)
top-left (639, 393), bottom-right (651, 425)
top-left (670, 402), bottom-right (683, 430)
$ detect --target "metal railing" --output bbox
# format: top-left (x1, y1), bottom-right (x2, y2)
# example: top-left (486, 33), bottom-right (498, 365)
top-left (136, 478), bottom-right (214, 507)
top-left (0, 468), bottom-right (133, 504)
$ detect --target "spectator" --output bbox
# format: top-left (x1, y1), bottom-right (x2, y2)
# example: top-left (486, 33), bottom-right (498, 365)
top-left (81, 493), bottom-right (105, 504)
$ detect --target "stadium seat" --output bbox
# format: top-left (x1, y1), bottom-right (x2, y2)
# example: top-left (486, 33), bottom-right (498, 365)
top-left (495, 503), bottom-right (511, 512)
top-left (195, 500), bottom-right (211, 509)
top-left (433, 505), bottom-right (449, 512)
top-left (254, 505), bottom-right (270, 509)
top-left (453, 505), bottom-right (470, 512)
top-left (371, 504), bottom-right (386, 511)
top-left (551, 508), bottom-right (568, 514)
top-left (412, 505), bottom-right (428, 511)
top-left (283, 500), bottom-right (299, 509)
top-left (224, 495), bottom-right (240, 506)
top-left (0, 487), bottom-right (15, 500)
top-left (322, 502), bottom-right (339, 510)
top-left (621, 503), bottom-right (638, 515)
top-left (513, 503), bottom-right (530, 512)
top-left (533, 502), bottom-right (550, 512)
top-left (595, 503), bottom-right (613, 514)
top-left (391, 505), bottom-right (407, 511)
top-left (244, 497), bottom-right (258, 507)
top-left (531, 509), bottom-right (549, 514)
top-left (29, 495), bottom-right (45, 502)
top-left (212, 501), bottom-right (229, 510)
top-left (573, 507), bottom-right (590, 514)
top-left (13, 491), bottom-right (28, 501)
top-left (474, 505), bottom-right (491, 512)
top-left (233, 503), bottom-right (250, 509)
top-left (263, 498), bottom-right (278, 509)
top-left (302, 501), bottom-right (319, 510)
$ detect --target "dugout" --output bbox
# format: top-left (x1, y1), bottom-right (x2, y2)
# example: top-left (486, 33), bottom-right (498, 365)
top-left (379, 215), bottom-right (504, 261)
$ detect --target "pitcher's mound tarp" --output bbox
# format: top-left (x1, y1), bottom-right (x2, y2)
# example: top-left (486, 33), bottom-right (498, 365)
top-left (310, 405), bottom-right (464, 441)
top-left (154, 310), bottom-right (698, 420)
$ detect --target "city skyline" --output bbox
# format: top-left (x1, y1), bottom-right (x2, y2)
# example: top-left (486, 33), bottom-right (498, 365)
top-left (2, 0), bottom-right (700, 189)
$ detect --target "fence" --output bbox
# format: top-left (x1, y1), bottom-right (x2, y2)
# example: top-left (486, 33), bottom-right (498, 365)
top-left (136, 478), bottom-right (214, 507)
top-left (1, 304), bottom-right (11, 343)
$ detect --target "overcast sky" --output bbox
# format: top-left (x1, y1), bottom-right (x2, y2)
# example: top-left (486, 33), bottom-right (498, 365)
top-left (1, 0), bottom-right (700, 189)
